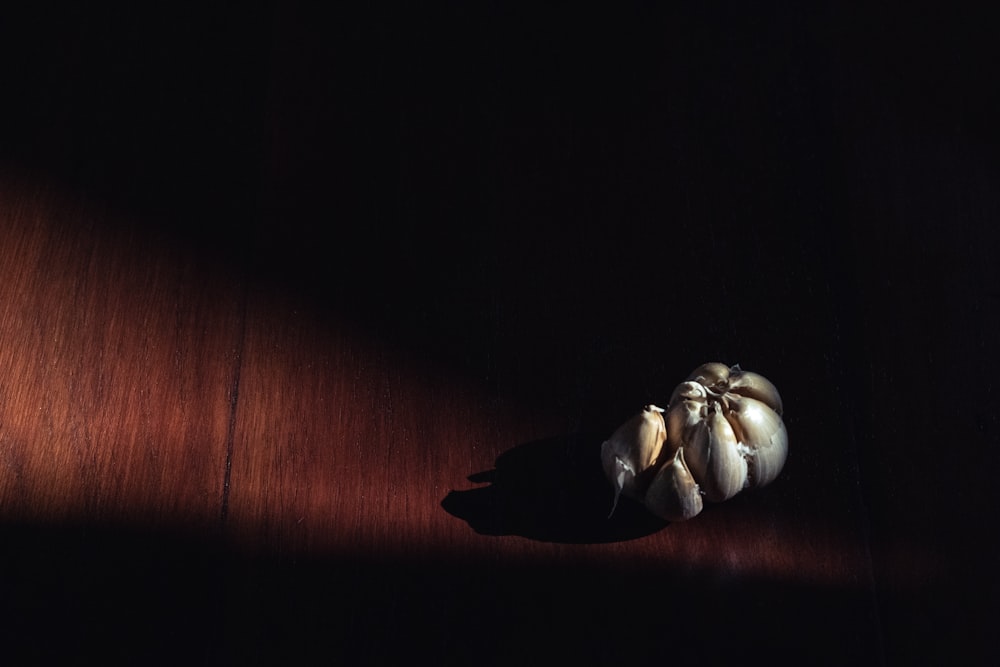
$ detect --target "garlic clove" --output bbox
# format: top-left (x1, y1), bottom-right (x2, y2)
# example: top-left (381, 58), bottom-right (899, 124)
top-left (683, 407), bottom-right (748, 503)
top-left (686, 362), bottom-right (731, 392)
top-left (644, 447), bottom-right (704, 521)
top-left (600, 405), bottom-right (667, 513)
top-left (665, 395), bottom-right (704, 453)
top-left (725, 394), bottom-right (788, 488)
top-left (727, 369), bottom-right (784, 415)
top-left (668, 379), bottom-right (708, 406)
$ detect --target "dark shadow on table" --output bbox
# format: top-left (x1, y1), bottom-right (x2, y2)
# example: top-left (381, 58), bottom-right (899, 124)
top-left (441, 432), bottom-right (667, 543)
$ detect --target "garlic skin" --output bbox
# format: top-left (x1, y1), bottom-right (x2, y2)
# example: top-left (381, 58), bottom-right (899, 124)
top-left (602, 364), bottom-right (787, 521)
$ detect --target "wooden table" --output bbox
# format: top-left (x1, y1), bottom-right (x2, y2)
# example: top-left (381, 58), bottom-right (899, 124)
top-left (1, 4), bottom-right (996, 664)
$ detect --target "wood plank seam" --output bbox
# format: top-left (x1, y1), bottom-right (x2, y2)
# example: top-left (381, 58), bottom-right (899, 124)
top-left (220, 283), bottom-right (249, 529)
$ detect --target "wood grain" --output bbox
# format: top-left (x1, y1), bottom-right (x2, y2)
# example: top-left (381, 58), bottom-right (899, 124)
top-left (0, 180), bottom-right (244, 529)
top-left (1, 4), bottom-right (996, 665)
top-left (0, 172), bottom-right (899, 665)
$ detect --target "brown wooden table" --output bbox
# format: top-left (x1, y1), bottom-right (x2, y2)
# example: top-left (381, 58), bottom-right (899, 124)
top-left (1, 4), bottom-right (996, 664)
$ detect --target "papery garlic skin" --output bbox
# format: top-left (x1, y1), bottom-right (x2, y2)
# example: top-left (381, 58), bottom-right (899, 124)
top-left (602, 364), bottom-right (787, 521)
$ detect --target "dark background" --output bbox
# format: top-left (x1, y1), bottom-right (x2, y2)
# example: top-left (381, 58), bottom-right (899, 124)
top-left (1, 2), bottom-right (997, 664)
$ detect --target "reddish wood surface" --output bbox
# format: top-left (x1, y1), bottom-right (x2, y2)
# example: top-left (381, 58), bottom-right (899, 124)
top-left (0, 183), bottom-right (242, 530)
top-left (0, 168), bottom-right (971, 665)
top-left (1, 4), bottom-right (996, 665)
top-left (0, 181), bottom-right (871, 660)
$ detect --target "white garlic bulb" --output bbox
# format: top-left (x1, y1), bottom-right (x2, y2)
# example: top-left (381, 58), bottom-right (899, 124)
top-left (601, 363), bottom-right (787, 521)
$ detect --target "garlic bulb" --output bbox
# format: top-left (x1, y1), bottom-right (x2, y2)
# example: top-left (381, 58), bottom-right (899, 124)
top-left (601, 363), bottom-right (787, 521)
